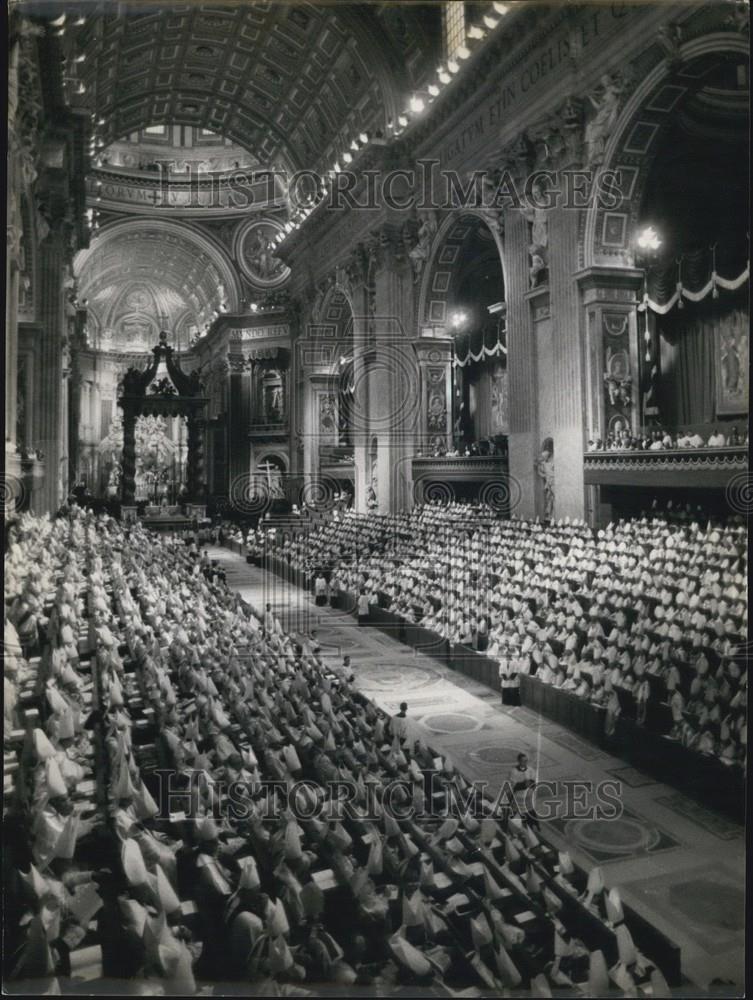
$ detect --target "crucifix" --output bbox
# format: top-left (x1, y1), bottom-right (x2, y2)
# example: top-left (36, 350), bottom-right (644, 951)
top-left (258, 459), bottom-right (275, 490)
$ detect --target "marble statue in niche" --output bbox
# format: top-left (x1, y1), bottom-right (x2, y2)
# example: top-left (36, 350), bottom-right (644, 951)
top-left (536, 437), bottom-right (555, 520)
top-left (522, 179), bottom-right (549, 289)
top-left (408, 211), bottom-right (438, 282)
top-left (584, 73), bottom-right (629, 167)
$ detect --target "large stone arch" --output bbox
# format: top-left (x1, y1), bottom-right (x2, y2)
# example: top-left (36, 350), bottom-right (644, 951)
top-left (74, 217), bottom-right (243, 314)
top-left (583, 32), bottom-right (749, 269)
top-left (317, 284), bottom-right (355, 343)
top-left (417, 211), bottom-right (506, 333)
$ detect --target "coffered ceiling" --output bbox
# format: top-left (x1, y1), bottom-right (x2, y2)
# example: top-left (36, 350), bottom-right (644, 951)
top-left (75, 219), bottom-right (242, 351)
top-left (69, 2), bottom-right (441, 174)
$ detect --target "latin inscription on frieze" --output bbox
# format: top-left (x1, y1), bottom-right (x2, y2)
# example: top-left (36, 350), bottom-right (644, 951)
top-left (441, 3), bottom-right (635, 166)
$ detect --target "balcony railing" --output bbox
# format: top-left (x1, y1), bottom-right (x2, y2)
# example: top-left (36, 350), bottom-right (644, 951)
top-left (411, 454), bottom-right (508, 480)
top-left (584, 445), bottom-right (748, 488)
top-left (249, 419), bottom-right (288, 437)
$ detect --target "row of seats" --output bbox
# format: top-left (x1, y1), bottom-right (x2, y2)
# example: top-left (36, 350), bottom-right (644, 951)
top-left (4, 507), bottom-right (675, 993)
top-left (245, 505), bottom-right (747, 775)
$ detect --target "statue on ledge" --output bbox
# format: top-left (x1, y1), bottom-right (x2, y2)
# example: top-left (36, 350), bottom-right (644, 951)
top-left (584, 72), bottom-right (629, 167)
top-left (536, 437), bottom-right (555, 520)
top-left (408, 211), bottom-right (438, 283)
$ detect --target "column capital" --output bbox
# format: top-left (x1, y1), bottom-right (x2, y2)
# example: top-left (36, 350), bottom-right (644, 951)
top-left (575, 265), bottom-right (644, 304)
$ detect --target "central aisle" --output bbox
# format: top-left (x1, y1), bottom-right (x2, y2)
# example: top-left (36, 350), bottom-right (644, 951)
top-left (208, 546), bottom-right (745, 990)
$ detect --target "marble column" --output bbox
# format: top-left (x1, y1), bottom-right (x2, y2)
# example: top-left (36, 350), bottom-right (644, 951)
top-left (227, 354), bottom-right (251, 506)
top-left (121, 408), bottom-right (137, 505)
top-left (547, 200), bottom-right (587, 520)
top-left (370, 236), bottom-right (417, 513)
top-left (36, 226), bottom-right (66, 512)
top-left (349, 282), bottom-right (371, 514)
top-left (504, 205), bottom-right (538, 518)
top-left (416, 338), bottom-right (454, 455)
top-left (576, 265), bottom-right (643, 525)
top-left (5, 200), bottom-right (22, 502)
top-left (187, 414), bottom-right (206, 502)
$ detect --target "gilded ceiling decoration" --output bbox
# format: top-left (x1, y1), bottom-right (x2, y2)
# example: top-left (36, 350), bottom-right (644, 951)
top-left (72, 3), bottom-right (439, 173)
top-left (74, 219), bottom-right (242, 352)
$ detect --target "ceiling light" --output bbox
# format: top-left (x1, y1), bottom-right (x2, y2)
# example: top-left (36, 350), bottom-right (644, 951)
top-left (398, 114), bottom-right (408, 127)
top-left (493, 2), bottom-right (509, 14)
top-left (75, 54), bottom-right (86, 63)
top-left (409, 95), bottom-right (425, 113)
top-left (447, 59), bottom-right (460, 74)
top-left (76, 82), bottom-right (86, 94)
top-left (428, 84), bottom-right (440, 97)
top-left (438, 68), bottom-right (451, 84)
top-left (350, 139), bottom-right (359, 151)
top-left (637, 226), bottom-right (662, 252)
top-left (359, 132), bottom-right (368, 144)
top-left (342, 151), bottom-right (352, 164)
top-left (456, 45), bottom-right (471, 60)
top-left (250, 303), bottom-right (259, 313)
top-left (483, 15), bottom-right (500, 29)
top-left (449, 310), bottom-right (469, 330)
top-left (468, 25), bottom-right (485, 39)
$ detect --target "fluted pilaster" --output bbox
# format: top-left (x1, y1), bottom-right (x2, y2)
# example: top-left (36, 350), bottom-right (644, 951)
top-left (36, 229), bottom-right (66, 512)
top-left (548, 202), bottom-right (586, 519)
top-left (504, 206), bottom-right (538, 517)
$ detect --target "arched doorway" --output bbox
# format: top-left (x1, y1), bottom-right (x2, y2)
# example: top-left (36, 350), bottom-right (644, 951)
top-left (584, 46), bottom-right (748, 431)
top-left (419, 213), bottom-right (508, 461)
top-left (581, 40), bottom-right (749, 522)
top-left (302, 285), bottom-right (356, 507)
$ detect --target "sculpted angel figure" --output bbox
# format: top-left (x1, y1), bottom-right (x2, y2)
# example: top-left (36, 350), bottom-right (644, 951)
top-left (408, 211), bottom-right (438, 282)
top-left (584, 73), bottom-right (625, 167)
top-left (536, 440), bottom-right (555, 520)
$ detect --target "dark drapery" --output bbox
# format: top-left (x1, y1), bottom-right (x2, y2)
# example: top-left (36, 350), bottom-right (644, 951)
top-left (658, 294), bottom-right (748, 425)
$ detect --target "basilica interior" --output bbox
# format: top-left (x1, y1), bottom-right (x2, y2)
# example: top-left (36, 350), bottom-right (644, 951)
top-left (4, 1), bottom-right (750, 996)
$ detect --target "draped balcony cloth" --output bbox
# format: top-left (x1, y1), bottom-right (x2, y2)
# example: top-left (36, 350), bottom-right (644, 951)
top-left (638, 261), bottom-right (749, 315)
top-left (453, 331), bottom-right (507, 368)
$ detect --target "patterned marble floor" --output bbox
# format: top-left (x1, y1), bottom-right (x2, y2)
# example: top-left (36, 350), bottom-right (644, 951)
top-left (209, 547), bottom-right (746, 990)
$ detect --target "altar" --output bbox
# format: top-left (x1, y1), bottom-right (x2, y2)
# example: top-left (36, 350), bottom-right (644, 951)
top-left (117, 331), bottom-right (208, 523)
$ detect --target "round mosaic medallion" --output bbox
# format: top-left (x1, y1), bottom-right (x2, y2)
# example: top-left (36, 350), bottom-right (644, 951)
top-left (565, 817), bottom-right (660, 855)
top-left (469, 746), bottom-right (528, 766)
top-left (422, 712), bottom-right (482, 734)
top-left (234, 218), bottom-right (290, 288)
top-left (366, 664), bottom-right (440, 693)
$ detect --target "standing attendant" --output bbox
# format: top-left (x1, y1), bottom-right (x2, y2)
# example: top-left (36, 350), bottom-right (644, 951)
top-left (499, 655), bottom-right (520, 706)
top-left (508, 752), bottom-right (539, 828)
top-left (357, 589), bottom-right (370, 626)
top-left (263, 602), bottom-right (275, 634)
top-left (314, 572), bottom-right (328, 607)
top-left (390, 702), bottom-right (410, 745)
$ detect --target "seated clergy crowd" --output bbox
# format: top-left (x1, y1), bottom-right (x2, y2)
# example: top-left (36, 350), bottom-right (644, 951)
top-left (3, 508), bottom-right (676, 994)
top-left (246, 504), bottom-right (747, 772)
top-left (588, 424), bottom-right (747, 452)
